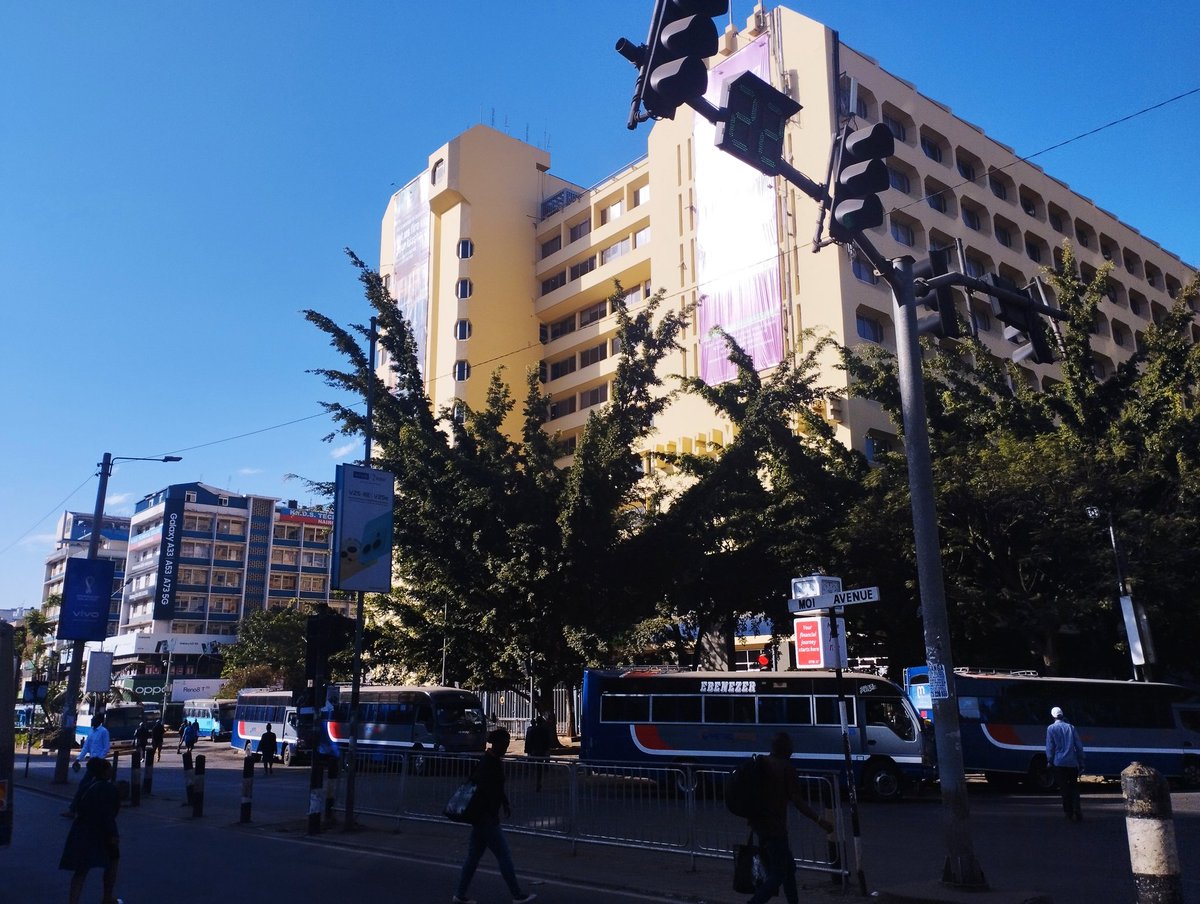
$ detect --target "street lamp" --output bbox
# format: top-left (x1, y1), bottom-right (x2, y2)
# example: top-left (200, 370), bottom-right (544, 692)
top-left (1086, 506), bottom-right (1156, 681)
top-left (53, 452), bottom-right (181, 784)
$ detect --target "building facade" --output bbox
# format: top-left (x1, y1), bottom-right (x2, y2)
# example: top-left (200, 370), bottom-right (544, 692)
top-left (377, 5), bottom-right (1196, 466)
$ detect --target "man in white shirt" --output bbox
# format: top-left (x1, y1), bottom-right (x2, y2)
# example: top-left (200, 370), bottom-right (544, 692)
top-left (75, 713), bottom-right (111, 771)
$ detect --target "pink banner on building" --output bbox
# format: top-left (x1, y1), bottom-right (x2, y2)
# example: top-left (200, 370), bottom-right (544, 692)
top-left (694, 35), bottom-right (784, 385)
top-left (391, 174), bottom-right (432, 377)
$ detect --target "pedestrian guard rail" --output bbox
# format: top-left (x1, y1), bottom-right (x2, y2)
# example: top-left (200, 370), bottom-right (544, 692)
top-left (336, 750), bottom-right (847, 883)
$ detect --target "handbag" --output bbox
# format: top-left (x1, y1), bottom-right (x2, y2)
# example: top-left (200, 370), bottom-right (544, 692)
top-left (443, 780), bottom-right (479, 823)
top-left (733, 832), bottom-right (762, 894)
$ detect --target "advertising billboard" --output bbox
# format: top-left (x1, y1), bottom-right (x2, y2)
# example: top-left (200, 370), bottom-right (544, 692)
top-left (57, 557), bottom-right (115, 642)
top-left (391, 174), bottom-right (432, 377)
top-left (331, 464), bottom-right (395, 593)
top-left (694, 34), bottom-right (784, 385)
top-left (152, 496), bottom-right (186, 620)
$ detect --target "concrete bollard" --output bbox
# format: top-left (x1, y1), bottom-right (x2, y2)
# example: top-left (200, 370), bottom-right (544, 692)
top-left (308, 762), bottom-right (324, 835)
top-left (1122, 761), bottom-right (1183, 904)
top-left (129, 749), bottom-right (142, 807)
top-left (142, 748), bottom-right (154, 795)
top-left (182, 750), bottom-right (194, 806)
top-left (192, 754), bottom-right (206, 817)
top-left (240, 753), bottom-right (254, 823)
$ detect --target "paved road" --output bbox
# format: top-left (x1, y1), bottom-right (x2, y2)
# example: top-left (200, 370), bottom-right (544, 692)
top-left (7, 742), bottom-right (1199, 903)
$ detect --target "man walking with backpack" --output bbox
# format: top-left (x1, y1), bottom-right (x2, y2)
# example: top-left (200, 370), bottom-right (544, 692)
top-left (744, 732), bottom-right (834, 904)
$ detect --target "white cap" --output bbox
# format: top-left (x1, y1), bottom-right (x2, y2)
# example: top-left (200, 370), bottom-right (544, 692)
top-left (1051, 706), bottom-right (1064, 719)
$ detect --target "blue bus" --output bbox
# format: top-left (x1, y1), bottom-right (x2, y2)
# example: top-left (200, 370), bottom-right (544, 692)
top-left (75, 702), bottom-right (144, 751)
top-left (903, 668), bottom-right (1200, 790)
top-left (182, 699), bottom-right (237, 742)
top-left (324, 685), bottom-right (488, 759)
top-left (231, 688), bottom-right (311, 765)
top-left (580, 669), bottom-right (934, 801)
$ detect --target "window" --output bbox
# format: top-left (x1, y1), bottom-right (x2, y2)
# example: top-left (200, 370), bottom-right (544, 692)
top-left (548, 396), bottom-right (577, 420)
top-left (1021, 196), bottom-right (1037, 217)
top-left (549, 314), bottom-right (576, 340)
top-left (301, 551), bottom-right (328, 568)
top-left (962, 207), bottom-right (980, 231)
top-left (181, 540), bottom-right (211, 559)
top-left (920, 136), bottom-right (943, 162)
top-left (856, 313), bottom-right (884, 343)
top-left (211, 570), bottom-right (241, 588)
top-left (855, 95), bottom-right (869, 118)
top-left (957, 160), bottom-right (976, 182)
top-left (579, 342), bottom-right (607, 368)
top-left (971, 305), bottom-right (991, 333)
top-left (569, 256), bottom-right (597, 281)
top-left (890, 220), bottom-right (914, 247)
top-left (568, 218), bottom-right (592, 242)
top-left (184, 514), bottom-right (212, 532)
top-left (632, 184), bottom-right (650, 207)
top-left (218, 495), bottom-right (229, 507)
top-left (214, 543), bottom-right (242, 561)
top-left (300, 574), bottom-right (326, 593)
top-left (185, 491), bottom-right (197, 503)
top-left (996, 225), bottom-right (1012, 247)
top-left (887, 167), bottom-right (910, 193)
top-left (455, 278), bottom-right (472, 299)
top-left (600, 237), bottom-right (631, 265)
top-left (271, 548), bottom-right (298, 566)
top-left (1025, 242), bottom-right (1042, 263)
top-left (580, 384), bottom-right (609, 409)
top-left (269, 573), bottom-right (298, 591)
top-left (883, 113), bottom-right (906, 142)
top-left (541, 271), bottom-right (566, 295)
top-left (273, 523), bottom-right (300, 541)
top-left (540, 235), bottom-right (561, 258)
top-left (600, 200), bottom-right (623, 224)
top-left (549, 357), bottom-right (576, 381)
top-left (852, 259), bottom-right (878, 284)
top-left (453, 319), bottom-right (471, 340)
top-left (965, 257), bottom-right (985, 278)
top-left (216, 518), bottom-right (245, 536)
top-left (579, 299), bottom-right (607, 326)
top-left (453, 360), bottom-right (471, 381)
top-left (611, 337), bottom-right (623, 355)
top-left (303, 525), bottom-right (328, 544)
top-left (1049, 213), bottom-right (1064, 233)
top-left (457, 239), bottom-right (474, 259)
top-left (431, 159), bottom-right (445, 185)
top-left (866, 434), bottom-right (893, 464)
top-left (927, 191), bottom-right (947, 213)
top-left (633, 225), bottom-right (650, 247)
top-left (989, 176), bottom-right (1008, 200)
top-left (210, 596), bottom-right (239, 615)
top-left (179, 567), bottom-right (209, 585)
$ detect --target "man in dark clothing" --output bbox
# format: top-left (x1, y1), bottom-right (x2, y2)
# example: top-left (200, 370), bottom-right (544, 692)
top-left (746, 732), bottom-right (835, 904)
top-left (524, 714), bottom-right (552, 791)
top-left (452, 728), bottom-right (536, 904)
top-left (134, 719), bottom-right (151, 760)
top-left (150, 719), bottom-right (165, 762)
top-left (259, 723), bottom-right (278, 775)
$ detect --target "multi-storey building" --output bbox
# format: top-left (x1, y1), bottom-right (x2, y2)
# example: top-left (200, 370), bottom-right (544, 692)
top-left (377, 4), bottom-right (1196, 465)
top-left (41, 511), bottom-right (130, 638)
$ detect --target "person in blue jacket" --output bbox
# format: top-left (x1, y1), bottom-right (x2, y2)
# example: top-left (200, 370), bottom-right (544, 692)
top-left (1045, 706), bottom-right (1086, 821)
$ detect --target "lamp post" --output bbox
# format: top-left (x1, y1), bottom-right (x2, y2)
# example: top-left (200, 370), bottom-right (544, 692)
top-left (53, 452), bottom-right (181, 784)
top-left (1086, 506), bottom-right (1155, 681)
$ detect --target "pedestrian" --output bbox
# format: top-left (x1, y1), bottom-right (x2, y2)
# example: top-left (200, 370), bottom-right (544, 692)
top-left (524, 713), bottom-right (552, 791)
top-left (745, 732), bottom-right (835, 904)
top-left (74, 713), bottom-right (111, 773)
top-left (151, 718), bottom-right (165, 762)
top-left (1046, 705), bottom-right (1085, 821)
top-left (182, 719), bottom-right (199, 754)
top-left (452, 727), bottom-right (537, 904)
top-left (259, 722), bottom-right (277, 775)
top-left (59, 756), bottom-right (122, 904)
top-left (134, 718), bottom-right (151, 760)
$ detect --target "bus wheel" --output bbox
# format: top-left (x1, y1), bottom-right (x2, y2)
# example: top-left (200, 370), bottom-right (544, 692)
top-left (210, 729), bottom-right (218, 742)
top-left (281, 744), bottom-right (293, 767)
top-left (1025, 755), bottom-right (1056, 793)
top-left (861, 760), bottom-right (903, 801)
top-left (1181, 757), bottom-right (1200, 788)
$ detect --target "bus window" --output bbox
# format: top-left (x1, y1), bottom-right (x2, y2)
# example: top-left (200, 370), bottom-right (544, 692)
top-left (651, 695), bottom-right (701, 723)
top-left (600, 694), bottom-right (649, 723)
top-left (703, 695), bottom-right (756, 724)
top-left (815, 696), bottom-right (855, 726)
top-left (866, 699), bottom-right (916, 741)
top-left (758, 696), bottom-right (813, 726)
top-left (1179, 708), bottom-right (1200, 733)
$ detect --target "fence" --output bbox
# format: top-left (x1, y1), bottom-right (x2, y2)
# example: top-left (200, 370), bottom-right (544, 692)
top-left (338, 749), bottom-right (847, 883)
top-left (477, 686), bottom-right (579, 740)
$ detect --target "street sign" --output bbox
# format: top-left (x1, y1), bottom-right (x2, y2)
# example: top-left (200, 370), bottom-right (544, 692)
top-left (793, 615), bottom-right (847, 669)
top-left (788, 585), bottom-right (880, 612)
top-left (791, 574), bottom-right (842, 599)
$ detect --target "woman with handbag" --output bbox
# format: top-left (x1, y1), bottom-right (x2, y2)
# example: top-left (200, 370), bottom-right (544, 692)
top-left (452, 727), bottom-right (537, 904)
top-left (59, 756), bottom-right (123, 904)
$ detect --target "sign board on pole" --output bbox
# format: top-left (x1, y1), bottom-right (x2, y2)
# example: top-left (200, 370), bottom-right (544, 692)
top-left (1119, 595), bottom-right (1145, 666)
top-left (84, 651), bottom-right (113, 693)
top-left (791, 575), bottom-right (843, 599)
top-left (331, 464), bottom-right (395, 593)
top-left (58, 558), bottom-right (115, 641)
top-left (789, 585), bottom-right (880, 613)
top-left (793, 616), bottom-right (847, 669)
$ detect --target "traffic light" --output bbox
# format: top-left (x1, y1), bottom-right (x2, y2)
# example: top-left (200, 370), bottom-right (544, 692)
top-left (829, 122), bottom-right (895, 240)
top-left (913, 246), bottom-right (960, 338)
top-left (984, 274), bottom-right (1056, 365)
top-left (715, 71), bottom-right (802, 177)
top-left (616, 0), bottom-right (729, 125)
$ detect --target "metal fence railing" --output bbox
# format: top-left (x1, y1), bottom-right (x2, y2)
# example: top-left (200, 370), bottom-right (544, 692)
top-left (338, 750), bottom-right (847, 883)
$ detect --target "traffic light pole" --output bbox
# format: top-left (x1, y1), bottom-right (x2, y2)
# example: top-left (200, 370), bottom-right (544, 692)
top-left (883, 253), bottom-right (988, 890)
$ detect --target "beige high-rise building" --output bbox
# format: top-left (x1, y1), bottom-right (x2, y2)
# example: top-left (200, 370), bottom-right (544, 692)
top-left (379, 4), bottom-right (1197, 463)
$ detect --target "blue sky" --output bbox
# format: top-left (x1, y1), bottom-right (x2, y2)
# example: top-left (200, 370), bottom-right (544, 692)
top-left (3, 1), bottom-right (1198, 608)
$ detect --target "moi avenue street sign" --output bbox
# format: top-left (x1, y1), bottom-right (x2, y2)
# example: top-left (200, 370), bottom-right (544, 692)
top-left (788, 585), bottom-right (880, 612)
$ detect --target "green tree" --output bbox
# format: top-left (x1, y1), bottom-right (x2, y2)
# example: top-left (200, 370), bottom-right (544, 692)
top-left (220, 605), bottom-right (309, 691)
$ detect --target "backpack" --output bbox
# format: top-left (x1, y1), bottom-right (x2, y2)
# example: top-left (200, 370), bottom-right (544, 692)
top-left (725, 755), bottom-right (769, 818)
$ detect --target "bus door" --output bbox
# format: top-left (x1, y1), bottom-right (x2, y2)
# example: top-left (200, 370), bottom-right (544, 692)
top-left (413, 699), bottom-right (436, 747)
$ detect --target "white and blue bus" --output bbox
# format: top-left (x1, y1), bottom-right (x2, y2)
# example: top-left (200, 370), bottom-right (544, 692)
top-left (324, 685), bottom-right (488, 759)
top-left (181, 699), bottom-right (237, 742)
top-left (903, 667), bottom-right (1200, 790)
top-left (75, 701), bottom-right (145, 751)
top-left (580, 669), bottom-right (934, 801)
top-left (231, 688), bottom-right (311, 766)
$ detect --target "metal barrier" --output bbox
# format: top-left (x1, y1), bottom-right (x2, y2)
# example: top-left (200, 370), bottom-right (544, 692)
top-left (337, 750), bottom-right (846, 882)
